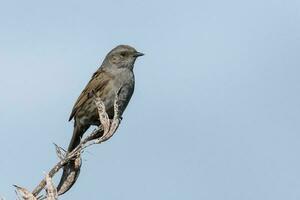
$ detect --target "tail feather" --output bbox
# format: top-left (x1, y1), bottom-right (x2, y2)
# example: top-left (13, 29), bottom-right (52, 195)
top-left (57, 123), bottom-right (89, 195)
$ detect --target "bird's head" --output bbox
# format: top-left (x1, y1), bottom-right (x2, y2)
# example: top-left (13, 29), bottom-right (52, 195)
top-left (104, 45), bottom-right (144, 70)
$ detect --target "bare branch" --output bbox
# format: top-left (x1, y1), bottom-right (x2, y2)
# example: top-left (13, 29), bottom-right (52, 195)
top-left (94, 91), bottom-right (121, 143)
top-left (14, 185), bottom-right (37, 200)
top-left (30, 93), bottom-right (121, 197)
top-left (45, 174), bottom-right (57, 200)
top-left (56, 155), bottom-right (82, 195)
top-left (94, 97), bottom-right (110, 135)
top-left (53, 144), bottom-right (66, 161)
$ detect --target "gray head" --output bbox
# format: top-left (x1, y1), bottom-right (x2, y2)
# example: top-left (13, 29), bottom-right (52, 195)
top-left (103, 45), bottom-right (144, 70)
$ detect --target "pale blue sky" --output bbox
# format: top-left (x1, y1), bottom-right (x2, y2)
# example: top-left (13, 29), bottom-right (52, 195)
top-left (0, 0), bottom-right (300, 199)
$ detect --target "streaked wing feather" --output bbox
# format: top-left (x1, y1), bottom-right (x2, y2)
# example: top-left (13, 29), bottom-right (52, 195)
top-left (68, 70), bottom-right (112, 121)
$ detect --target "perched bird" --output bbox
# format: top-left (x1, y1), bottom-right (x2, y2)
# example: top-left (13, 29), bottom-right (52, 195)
top-left (57, 45), bottom-right (144, 194)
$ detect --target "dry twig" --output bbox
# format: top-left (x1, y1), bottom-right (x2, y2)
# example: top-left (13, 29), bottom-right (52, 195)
top-left (15, 93), bottom-right (121, 199)
top-left (14, 185), bottom-right (37, 200)
top-left (45, 174), bottom-right (58, 200)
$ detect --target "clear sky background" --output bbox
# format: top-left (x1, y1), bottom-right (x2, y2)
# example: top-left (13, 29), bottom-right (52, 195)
top-left (0, 0), bottom-right (300, 199)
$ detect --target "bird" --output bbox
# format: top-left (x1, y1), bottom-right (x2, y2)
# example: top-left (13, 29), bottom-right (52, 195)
top-left (57, 45), bottom-right (144, 195)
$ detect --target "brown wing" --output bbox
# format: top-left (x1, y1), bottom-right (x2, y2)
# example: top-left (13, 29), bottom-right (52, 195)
top-left (68, 69), bottom-right (113, 121)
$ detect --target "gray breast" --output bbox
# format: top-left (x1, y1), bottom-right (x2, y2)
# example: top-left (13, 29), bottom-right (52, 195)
top-left (77, 68), bottom-right (135, 126)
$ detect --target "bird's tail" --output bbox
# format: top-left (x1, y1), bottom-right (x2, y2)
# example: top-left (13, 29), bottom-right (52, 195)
top-left (57, 123), bottom-right (88, 195)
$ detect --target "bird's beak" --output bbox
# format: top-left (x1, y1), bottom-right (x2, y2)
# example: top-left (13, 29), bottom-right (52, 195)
top-left (133, 52), bottom-right (145, 57)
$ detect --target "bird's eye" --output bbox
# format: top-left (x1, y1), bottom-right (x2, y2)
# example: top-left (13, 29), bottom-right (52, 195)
top-left (120, 52), bottom-right (126, 57)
